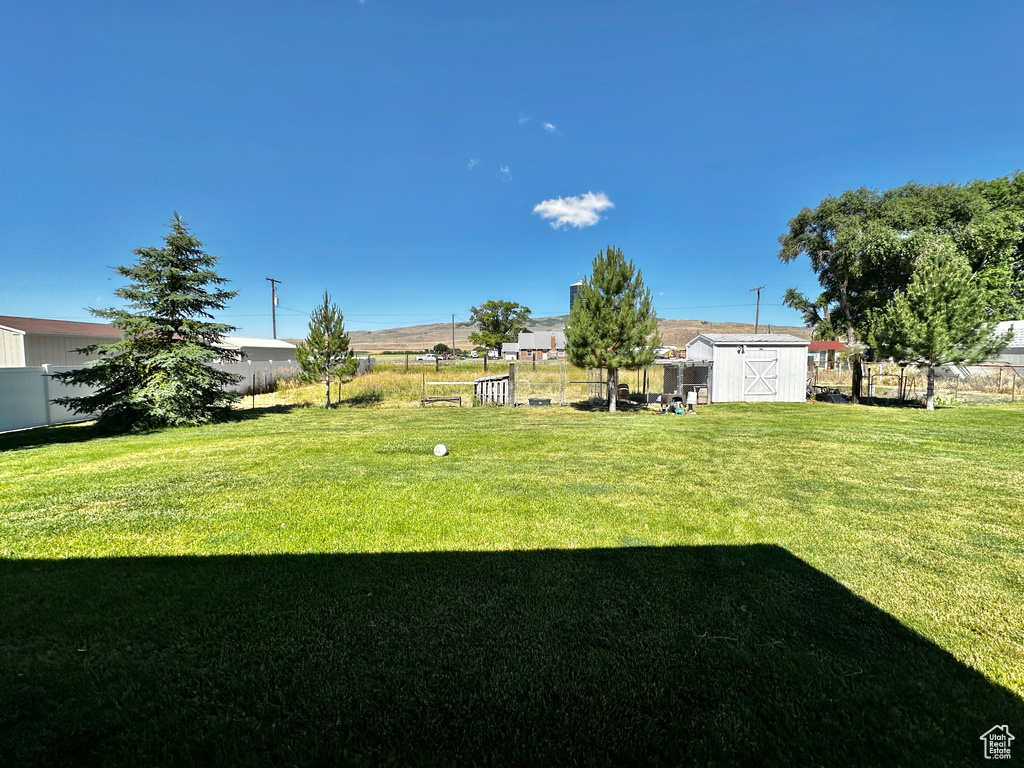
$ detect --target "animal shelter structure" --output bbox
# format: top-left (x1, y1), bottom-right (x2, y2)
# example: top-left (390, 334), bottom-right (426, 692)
top-left (683, 333), bottom-right (810, 403)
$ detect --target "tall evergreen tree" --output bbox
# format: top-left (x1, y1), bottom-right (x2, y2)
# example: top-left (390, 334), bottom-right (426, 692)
top-left (869, 237), bottom-right (1010, 410)
top-left (295, 291), bottom-right (351, 408)
top-left (566, 246), bottom-right (660, 413)
top-left (53, 213), bottom-right (241, 432)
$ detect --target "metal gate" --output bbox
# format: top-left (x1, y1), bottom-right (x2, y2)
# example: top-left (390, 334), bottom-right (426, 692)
top-left (743, 351), bottom-right (778, 400)
top-left (513, 359), bottom-right (568, 405)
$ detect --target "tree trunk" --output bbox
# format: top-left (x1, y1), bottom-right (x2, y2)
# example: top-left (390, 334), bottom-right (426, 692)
top-left (850, 353), bottom-right (862, 404)
top-left (325, 376), bottom-right (331, 408)
top-left (926, 366), bottom-right (935, 410)
top-left (607, 368), bottom-right (618, 413)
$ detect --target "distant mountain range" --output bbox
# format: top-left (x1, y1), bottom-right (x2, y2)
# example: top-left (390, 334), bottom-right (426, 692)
top-left (307, 316), bottom-right (811, 352)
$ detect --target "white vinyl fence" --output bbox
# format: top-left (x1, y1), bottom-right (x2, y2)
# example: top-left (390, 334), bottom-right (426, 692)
top-left (2, 358), bottom-right (375, 434)
top-left (0, 365), bottom-right (100, 432)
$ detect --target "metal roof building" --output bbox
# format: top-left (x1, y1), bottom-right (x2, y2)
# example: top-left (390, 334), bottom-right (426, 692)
top-left (685, 333), bottom-right (810, 403)
top-left (217, 336), bottom-right (297, 362)
top-left (0, 315), bottom-right (122, 367)
top-left (991, 320), bottom-right (1024, 366)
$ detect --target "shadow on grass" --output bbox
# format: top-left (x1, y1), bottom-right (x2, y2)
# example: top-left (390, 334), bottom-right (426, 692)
top-left (333, 390), bottom-right (384, 408)
top-left (2, 546), bottom-right (1020, 765)
top-left (568, 398), bottom-right (647, 412)
top-left (0, 405), bottom-right (305, 453)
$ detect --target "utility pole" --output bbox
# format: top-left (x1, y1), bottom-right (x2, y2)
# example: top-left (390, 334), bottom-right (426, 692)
top-left (452, 314), bottom-right (456, 352)
top-left (266, 277), bottom-right (281, 339)
top-left (750, 284), bottom-right (766, 334)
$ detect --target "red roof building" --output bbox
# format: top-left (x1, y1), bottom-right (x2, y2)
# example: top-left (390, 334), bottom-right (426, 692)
top-left (807, 340), bottom-right (848, 369)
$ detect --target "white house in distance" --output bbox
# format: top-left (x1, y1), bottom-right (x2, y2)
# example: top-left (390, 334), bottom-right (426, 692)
top-left (502, 331), bottom-right (567, 361)
top-left (0, 315), bottom-right (122, 367)
top-left (0, 315), bottom-right (295, 367)
top-left (685, 333), bottom-right (810, 403)
top-left (217, 336), bottom-right (296, 362)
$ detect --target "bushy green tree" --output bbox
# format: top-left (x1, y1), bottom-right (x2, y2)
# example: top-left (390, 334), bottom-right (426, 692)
top-left (566, 245), bottom-right (660, 413)
top-left (869, 237), bottom-right (1011, 410)
top-left (468, 300), bottom-right (532, 354)
top-left (779, 178), bottom-right (1024, 344)
top-left (52, 214), bottom-right (241, 432)
top-left (296, 291), bottom-right (351, 408)
top-left (433, 343), bottom-right (452, 356)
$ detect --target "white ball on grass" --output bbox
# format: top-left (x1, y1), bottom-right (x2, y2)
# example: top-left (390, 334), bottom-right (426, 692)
top-left (434, 444), bottom-right (448, 457)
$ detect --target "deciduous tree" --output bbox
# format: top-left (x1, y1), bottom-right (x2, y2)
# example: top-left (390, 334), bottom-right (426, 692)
top-left (779, 179), bottom-right (1024, 345)
top-left (53, 213), bottom-right (241, 432)
top-left (467, 300), bottom-right (532, 354)
top-left (566, 246), bottom-right (660, 413)
top-left (296, 291), bottom-right (351, 408)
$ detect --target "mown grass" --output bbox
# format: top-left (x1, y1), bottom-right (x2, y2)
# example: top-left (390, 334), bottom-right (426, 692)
top-left (2, 402), bottom-right (1023, 765)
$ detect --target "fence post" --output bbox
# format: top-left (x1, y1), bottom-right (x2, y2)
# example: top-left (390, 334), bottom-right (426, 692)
top-left (508, 362), bottom-right (517, 407)
top-left (41, 365), bottom-right (53, 426)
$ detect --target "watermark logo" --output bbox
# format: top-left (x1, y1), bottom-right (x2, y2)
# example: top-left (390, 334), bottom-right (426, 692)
top-left (980, 725), bottom-right (1014, 760)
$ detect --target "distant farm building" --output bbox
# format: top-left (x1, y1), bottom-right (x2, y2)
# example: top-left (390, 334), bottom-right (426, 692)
top-left (0, 316), bottom-right (296, 368)
top-left (685, 333), bottom-right (810, 403)
top-left (808, 340), bottom-right (848, 369)
top-left (989, 320), bottom-right (1024, 366)
top-left (0, 315), bottom-right (121, 367)
top-left (502, 331), bottom-right (566, 361)
top-left (217, 336), bottom-right (297, 362)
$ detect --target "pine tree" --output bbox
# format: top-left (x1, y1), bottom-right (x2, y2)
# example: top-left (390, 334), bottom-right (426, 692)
top-left (53, 213), bottom-right (241, 431)
top-left (869, 237), bottom-right (1010, 410)
top-left (295, 291), bottom-right (351, 408)
top-left (566, 246), bottom-right (660, 413)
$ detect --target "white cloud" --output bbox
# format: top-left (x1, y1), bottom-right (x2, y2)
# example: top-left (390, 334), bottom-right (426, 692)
top-left (467, 158), bottom-right (479, 170)
top-left (499, 165), bottom-right (512, 180)
top-left (543, 122), bottom-right (556, 132)
top-left (518, 113), bottom-right (530, 125)
top-left (533, 192), bottom-right (614, 229)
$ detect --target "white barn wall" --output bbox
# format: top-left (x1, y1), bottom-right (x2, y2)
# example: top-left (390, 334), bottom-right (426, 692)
top-left (24, 335), bottom-right (118, 366)
top-left (776, 346), bottom-right (808, 401)
top-left (710, 345), bottom-right (745, 402)
top-left (0, 328), bottom-right (26, 367)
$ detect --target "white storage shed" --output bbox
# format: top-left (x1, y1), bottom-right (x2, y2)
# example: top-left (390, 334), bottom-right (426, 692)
top-left (685, 333), bottom-right (810, 403)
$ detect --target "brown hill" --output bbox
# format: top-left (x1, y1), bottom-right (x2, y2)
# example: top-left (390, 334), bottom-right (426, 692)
top-left (334, 316), bottom-right (810, 352)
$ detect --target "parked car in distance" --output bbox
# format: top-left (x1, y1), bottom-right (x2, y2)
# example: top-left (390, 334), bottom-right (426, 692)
top-left (470, 351), bottom-right (479, 358)
top-left (415, 353), bottom-right (437, 361)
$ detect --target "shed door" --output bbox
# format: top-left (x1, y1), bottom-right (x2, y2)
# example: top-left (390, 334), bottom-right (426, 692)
top-left (743, 349), bottom-right (778, 400)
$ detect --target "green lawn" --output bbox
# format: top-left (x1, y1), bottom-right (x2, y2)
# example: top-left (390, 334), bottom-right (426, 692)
top-left (2, 402), bottom-right (1022, 765)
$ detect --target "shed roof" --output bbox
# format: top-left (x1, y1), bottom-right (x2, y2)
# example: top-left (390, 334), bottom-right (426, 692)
top-left (0, 314), bottom-right (120, 337)
top-left (994, 320), bottom-right (1024, 348)
top-left (689, 333), bottom-right (809, 347)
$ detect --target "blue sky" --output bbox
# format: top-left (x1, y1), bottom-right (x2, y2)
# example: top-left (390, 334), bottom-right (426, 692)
top-left (3, 1), bottom-right (1022, 338)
